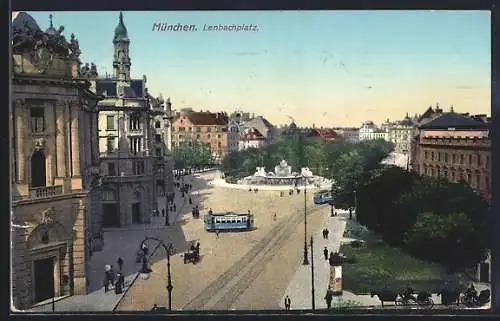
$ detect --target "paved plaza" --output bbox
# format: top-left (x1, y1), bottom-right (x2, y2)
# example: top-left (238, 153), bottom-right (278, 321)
top-left (117, 171), bottom-right (332, 310)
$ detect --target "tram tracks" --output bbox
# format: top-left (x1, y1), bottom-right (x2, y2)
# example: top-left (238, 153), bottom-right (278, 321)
top-left (182, 203), bottom-right (326, 310)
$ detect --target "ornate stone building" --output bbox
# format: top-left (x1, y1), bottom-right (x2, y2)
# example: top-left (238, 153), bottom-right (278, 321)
top-left (93, 12), bottom-right (157, 227)
top-left (150, 95), bottom-right (175, 198)
top-left (11, 12), bottom-right (103, 309)
top-left (387, 114), bottom-right (418, 154)
top-left (410, 107), bottom-right (491, 201)
top-left (358, 121), bottom-right (388, 141)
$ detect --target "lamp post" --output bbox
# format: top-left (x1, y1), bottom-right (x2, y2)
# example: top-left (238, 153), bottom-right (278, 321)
top-left (138, 237), bottom-right (174, 311)
top-left (330, 182), bottom-right (335, 217)
top-left (310, 236), bottom-right (315, 311)
top-left (303, 176), bottom-right (309, 265)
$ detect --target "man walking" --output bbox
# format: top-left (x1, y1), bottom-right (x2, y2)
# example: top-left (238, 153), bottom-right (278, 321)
top-left (325, 289), bottom-right (333, 309)
top-left (117, 257), bottom-right (123, 272)
top-left (325, 228), bottom-right (329, 239)
top-left (215, 230), bottom-right (220, 239)
top-left (323, 246), bottom-right (329, 260)
top-left (162, 209), bottom-right (165, 217)
top-left (284, 295), bottom-right (291, 310)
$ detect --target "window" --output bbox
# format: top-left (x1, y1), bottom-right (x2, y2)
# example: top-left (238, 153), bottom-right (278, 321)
top-left (452, 154), bottom-right (456, 163)
top-left (129, 114), bottom-right (141, 130)
top-left (469, 155), bottom-right (473, 165)
top-left (467, 174), bottom-right (472, 184)
top-left (218, 134), bottom-right (221, 139)
top-left (188, 127), bottom-right (192, 132)
top-left (196, 127), bottom-right (201, 133)
top-left (106, 137), bottom-right (115, 152)
top-left (108, 162), bottom-right (116, 176)
top-left (477, 155), bottom-right (482, 166)
top-left (179, 127), bottom-right (186, 132)
top-left (30, 107), bottom-right (45, 132)
top-left (431, 152), bottom-right (434, 161)
top-left (460, 154), bottom-right (464, 164)
top-left (424, 151), bottom-right (428, 160)
top-left (485, 176), bottom-right (490, 190)
top-left (156, 148), bottom-right (162, 157)
top-left (196, 134), bottom-right (200, 139)
top-left (451, 171), bottom-right (455, 180)
top-left (486, 155), bottom-right (490, 167)
top-left (443, 170), bottom-right (448, 178)
top-left (41, 231), bottom-right (49, 244)
top-left (130, 137), bottom-right (142, 154)
top-left (476, 175), bottom-right (480, 188)
top-left (438, 153), bottom-right (441, 162)
top-left (134, 160), bottom-right (145, 175)
top-left (106, 115), bottom-right (115, 130)
top-left (207, 127), bottom-right (212, 132)
top-left (207, 134), bottom-right (211, 139)
top-left (215, 127), bottom-right (219, 132)
top-left (155, 121), bottom-right (161, 128)
top-left (444, 153), bottom-right (449, 163)
top-left (155, 134), bottom-right (161, 142)
top-left (437, 169), bottom-right (441, 177)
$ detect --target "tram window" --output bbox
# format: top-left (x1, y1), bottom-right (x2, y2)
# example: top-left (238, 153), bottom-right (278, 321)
top-left (242, 217), bottom-right (246, 221)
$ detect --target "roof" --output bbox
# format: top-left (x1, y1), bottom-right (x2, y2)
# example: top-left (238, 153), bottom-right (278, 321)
top-left (399, 117), bottom-right (417, 126)
top-left (246, 116), bottom-right (274, 129)
top-left (419, 112), bottom-right (489, 130)
top-left (186, 112), bottom-right (228, 126)
top-left (241, 127), bottom-right (265, 140)
top-left (95, 79), bottom-right (145, 98)
top-left (114, 12), bottom-right (129, 42)
top-left (309, 128), bottom-right (340, 141)
top-left (12, 12), bottom-right (41, 31)
top-left (418, 106), bottom-right (435, 122)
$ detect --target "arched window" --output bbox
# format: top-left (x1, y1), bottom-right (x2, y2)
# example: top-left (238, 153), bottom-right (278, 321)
top-left (155, 121), bottom-right (161, 128)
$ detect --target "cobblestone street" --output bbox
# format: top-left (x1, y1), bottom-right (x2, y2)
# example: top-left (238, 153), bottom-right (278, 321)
top-left (117, 171), bottom-right (331, 310)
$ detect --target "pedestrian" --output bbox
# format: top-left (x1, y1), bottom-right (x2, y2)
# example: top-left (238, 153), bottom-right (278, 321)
top-left (273, 212), bottom-right (277, 221)
top-left (323, 246), bottom-right (328, 260)
top-left (209, 208), bottom-right (213, 215)
top-left (325, 228), bottom-right (329, 239)
top-left (104, 264), bottom-right (111, 293)
top-left (215, 230), bottom-right (220, 239)
top-left (173, 204), bottom-right (177, 212)
top-left (109, 265), bottom-right (116, 286)
top-left (248, 209), bottom-right (251, 215)
top-left (142, 243), bottom-right (149, 256)
top-left (325, 290), bottom-right (333, 309)
top-left (162, 209), bottom-right (165, 217)
top-left (196, 242), bottom-right (200, 253)
top-left (322, 229), bottom-right (326, 239)
top-left (117, 257), bottom-right (123, 272)
top-left (189, 197), bottom-right (192, 205)
top-left (114, 272), bottom-right (124, 294)
top-left (284, 295), bottom-right (291, 310)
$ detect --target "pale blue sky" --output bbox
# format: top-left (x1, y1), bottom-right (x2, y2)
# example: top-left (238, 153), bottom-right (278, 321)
top-left (25, 10), bottom-right (491, 126)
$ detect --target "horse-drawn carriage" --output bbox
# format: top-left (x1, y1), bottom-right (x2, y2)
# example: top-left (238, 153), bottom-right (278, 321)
top-left (183, 243), bottom-right (200, 264)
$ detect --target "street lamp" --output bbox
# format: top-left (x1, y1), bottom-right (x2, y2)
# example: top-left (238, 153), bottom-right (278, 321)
top-left (165, 194), bottom-right (170, 226)
top-left (310, 235), bottom-right (315, 311)
top-left (303, 176), bottom-right (309, 265)
top-left (330, 182), bottom-right (335, 217)
top-left (138, 237), bottom-right (175, 311)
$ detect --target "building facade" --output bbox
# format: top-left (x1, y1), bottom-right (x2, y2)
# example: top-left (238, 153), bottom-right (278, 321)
top-left (241, 116), bottom-right (276, 145)
top-left (238, 127), bottom-right (266, 150)
top-left (358, 121), bottom-right (388, 141)
top-left (93, 12), bottom-right (157, 227)
top-left (411, 110), bottom-right (491, 201)
top-left (387, 114), bottom-right (418, 154)
top-left (11, 12), bottom-right (103, 309)
top-left (171, 111), bottom-right (229, 161)
top-left (150, 96), bottom-right (175, 197)
top-left (333, 127), bottom-right (359, 143)
top-left (308, 128), bottom-right (341, 142)
top-left (226, 119), bottom-right (240, 154)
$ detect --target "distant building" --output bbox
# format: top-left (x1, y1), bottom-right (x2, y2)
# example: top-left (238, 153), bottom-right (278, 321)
top-left (239, 127), bottom-right (266, 150)
top-left (11, 12), bottom-right (103, 308)
top-left (226, 119), bottom-right (240, 154)
top-left (359, 121), bottom-right (388, 141)
top-left (410, 107), bottom-right (491, 201)
top-left (387, 113), bottom-right (418, 154)
top-left (171, 111), bottom-right (229, 162)
top-left (333, 127), bottom-right (359, 143)
top-left (242, 116), bottom-right (276, 145)
top-left (308, 128), bottom-right (341, 142)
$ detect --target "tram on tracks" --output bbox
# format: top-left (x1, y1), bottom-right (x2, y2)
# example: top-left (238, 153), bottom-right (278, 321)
top-left (204, 212), bottom-right (255, 231)
top-left (313, 189), bottom-right (334, 205)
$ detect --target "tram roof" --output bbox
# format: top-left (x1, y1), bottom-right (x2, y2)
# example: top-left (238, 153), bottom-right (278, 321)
top-left (210, 212), bottom-right (249, 216)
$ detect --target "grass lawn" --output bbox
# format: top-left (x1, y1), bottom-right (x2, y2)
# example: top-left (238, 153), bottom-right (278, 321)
top-left (340, 241), bottom-right (468, 294)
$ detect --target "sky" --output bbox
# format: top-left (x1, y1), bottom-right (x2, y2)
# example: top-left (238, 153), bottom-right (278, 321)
top-left (24, 10), bottom-right (491, 127)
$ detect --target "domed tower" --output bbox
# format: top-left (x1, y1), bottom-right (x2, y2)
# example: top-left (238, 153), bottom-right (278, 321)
top-left (112, 12), bottom-right (131, 82)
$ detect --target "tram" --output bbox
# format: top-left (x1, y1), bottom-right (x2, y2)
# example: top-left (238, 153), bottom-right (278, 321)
top-left (314, 190), bottom-right (333, 205)
top-left (204, 212), bottom-right (255, 231)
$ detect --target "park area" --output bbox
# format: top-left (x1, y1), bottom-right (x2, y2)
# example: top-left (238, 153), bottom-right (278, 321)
top-left (339, 224), bottom-right (469, 295)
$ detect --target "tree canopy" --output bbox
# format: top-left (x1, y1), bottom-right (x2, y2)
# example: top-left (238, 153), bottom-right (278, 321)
top-left (172, 139), bottom-right (214, 169)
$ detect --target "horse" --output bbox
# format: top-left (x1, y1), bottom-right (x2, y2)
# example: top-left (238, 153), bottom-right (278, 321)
top-left (437, 289), bottom-right (461, 306)
top-left (370, 290), bottom-right (400, 307)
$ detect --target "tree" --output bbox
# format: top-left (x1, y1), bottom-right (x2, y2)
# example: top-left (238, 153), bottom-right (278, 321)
top-left (172, 139), bottom-right (213, 169)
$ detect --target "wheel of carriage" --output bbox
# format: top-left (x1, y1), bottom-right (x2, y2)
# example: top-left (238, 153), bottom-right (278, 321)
top-left (394, 296), bottom-right (404, 306)
top-left (184, 256), bottom-right (188, 264)
top-left (420, 298), bottom-right (434, 308)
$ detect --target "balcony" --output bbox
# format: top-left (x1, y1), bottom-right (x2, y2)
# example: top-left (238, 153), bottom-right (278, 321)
top-left (13, 185), bottom-right (64, 201)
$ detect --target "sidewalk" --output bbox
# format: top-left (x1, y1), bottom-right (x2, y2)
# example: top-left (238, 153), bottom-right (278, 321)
top-left (280, 213), bottom-right (379, 310)
top-left (24, 177), bottom-right (192, 313)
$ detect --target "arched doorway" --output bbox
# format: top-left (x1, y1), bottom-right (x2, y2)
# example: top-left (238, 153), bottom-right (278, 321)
top-left (101, 189), bottom-right (120, 227)
top-left (31, 150), bottom-right (46, 187)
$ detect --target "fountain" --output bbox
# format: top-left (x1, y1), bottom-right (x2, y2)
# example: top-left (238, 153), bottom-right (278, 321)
top-left (236, 160), bottom-right (332, 188)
